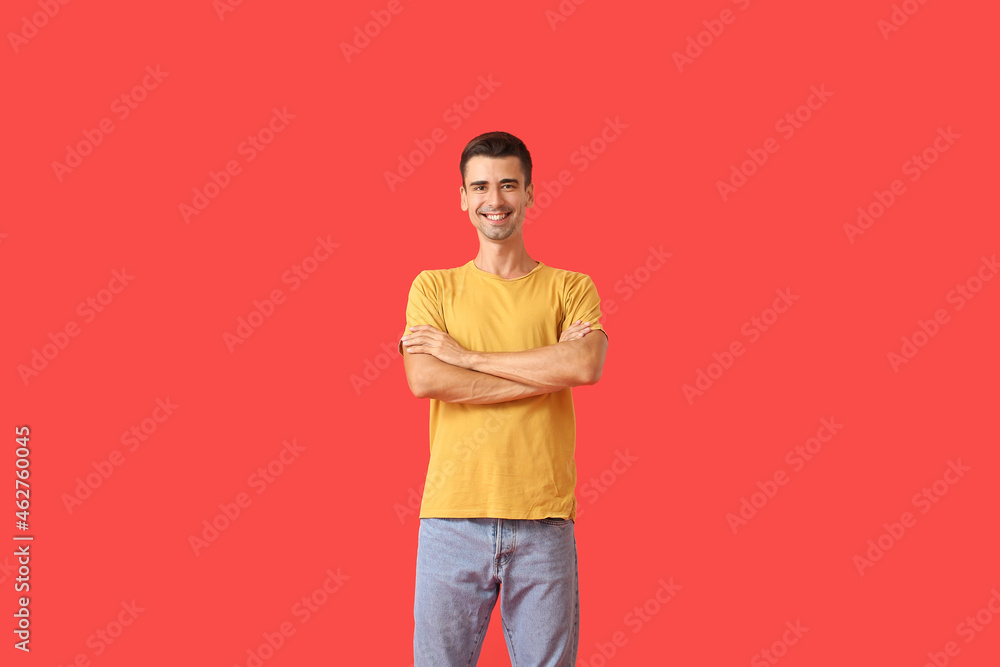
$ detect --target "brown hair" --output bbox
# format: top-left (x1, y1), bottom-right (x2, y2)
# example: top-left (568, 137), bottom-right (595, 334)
top-left (459, 131), bottom-right (532, 186)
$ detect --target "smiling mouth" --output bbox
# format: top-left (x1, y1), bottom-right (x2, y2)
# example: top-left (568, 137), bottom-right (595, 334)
top-left (481, 211), bottom-right (512, 222)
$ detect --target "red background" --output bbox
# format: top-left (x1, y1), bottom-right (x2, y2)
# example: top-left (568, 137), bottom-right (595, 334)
top-left (3, 0), bottom-right (998, 665)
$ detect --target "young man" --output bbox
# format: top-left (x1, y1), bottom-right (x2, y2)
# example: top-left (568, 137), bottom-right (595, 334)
top-left (399, 131), bottom-right (608, 666)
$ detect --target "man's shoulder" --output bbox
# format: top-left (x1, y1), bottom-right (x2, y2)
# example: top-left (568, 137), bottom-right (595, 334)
top-left (539, 263), bottom-right (596, 285)
top-left (410, 263), bottom-right (469, 284)
top-left (410, 262), bottom-right (595, 287)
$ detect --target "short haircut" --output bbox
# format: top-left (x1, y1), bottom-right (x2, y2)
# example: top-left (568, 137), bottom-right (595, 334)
top-left (459, 131), bottom-right (533, 187)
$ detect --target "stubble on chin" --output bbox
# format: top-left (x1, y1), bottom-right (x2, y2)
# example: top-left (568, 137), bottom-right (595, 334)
top-left (480, 221), bottom-right (517, 241)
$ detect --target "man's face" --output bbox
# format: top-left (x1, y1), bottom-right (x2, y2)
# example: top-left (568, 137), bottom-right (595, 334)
top-left (460, 156), bottom-right (534, 242)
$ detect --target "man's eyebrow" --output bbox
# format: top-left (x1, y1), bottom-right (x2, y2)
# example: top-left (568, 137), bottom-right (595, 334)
top-left (468, 178), bottom-right (520, 186)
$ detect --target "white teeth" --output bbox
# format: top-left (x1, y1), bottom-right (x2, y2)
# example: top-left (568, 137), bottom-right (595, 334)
top-left (485, 213), bottom-right (508, 220)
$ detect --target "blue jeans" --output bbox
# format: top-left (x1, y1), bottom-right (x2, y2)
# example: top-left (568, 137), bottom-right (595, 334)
top-left (414, 517), bottom-right (579, 666)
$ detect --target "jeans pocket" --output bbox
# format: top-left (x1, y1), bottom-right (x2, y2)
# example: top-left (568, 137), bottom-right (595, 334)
top-left (539, 517), bottom-right (571, 526)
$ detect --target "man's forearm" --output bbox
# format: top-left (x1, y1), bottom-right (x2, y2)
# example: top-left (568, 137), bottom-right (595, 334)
top-left (401, 320), bottom-right (602, 396)
top-left (416, 354), bottom-right (567, 404)
top-left (464, 339), bottom-right (595, 388)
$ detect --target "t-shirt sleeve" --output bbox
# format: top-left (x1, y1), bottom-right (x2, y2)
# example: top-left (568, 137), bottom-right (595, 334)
top-left (399, 271), bottom-right (448, 355)
top-left (561, 273), bottom-right (607, 340)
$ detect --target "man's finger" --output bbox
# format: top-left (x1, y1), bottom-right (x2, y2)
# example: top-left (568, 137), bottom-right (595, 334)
top-left (402, 335), bottom-right (427, 347)
top-left (403, 330), bottom-right (436, 342)
top-left (560, 320), bottom-right (589, 339)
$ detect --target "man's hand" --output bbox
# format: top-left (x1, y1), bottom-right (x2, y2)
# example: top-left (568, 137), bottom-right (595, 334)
top-left (401, 325), bottom-right (472, 367)
top-left (559, 319), bottom-right (594, 342)
top-left (403, 320), bottom-right (595, 368)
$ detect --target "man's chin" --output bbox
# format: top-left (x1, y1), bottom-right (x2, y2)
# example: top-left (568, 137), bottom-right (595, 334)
top-left (480, 224), bottom-right (516, 241)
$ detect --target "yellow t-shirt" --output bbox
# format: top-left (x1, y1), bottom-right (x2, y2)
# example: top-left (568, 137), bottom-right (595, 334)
top-left (398, 259), bottom-right (606, 522)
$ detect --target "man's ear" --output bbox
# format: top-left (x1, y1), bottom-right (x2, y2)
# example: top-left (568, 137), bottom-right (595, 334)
top-left (525, 182), bottom-right (534, 209)
top-left (459, 185), bottom-right (468, 211)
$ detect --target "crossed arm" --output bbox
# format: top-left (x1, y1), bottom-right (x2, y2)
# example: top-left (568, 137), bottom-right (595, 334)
top-left (400, 320), bottom-right (608, 405)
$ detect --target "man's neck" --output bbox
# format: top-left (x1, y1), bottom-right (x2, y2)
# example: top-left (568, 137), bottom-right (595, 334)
top-left (474, 242), bottom-right (537, 280)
